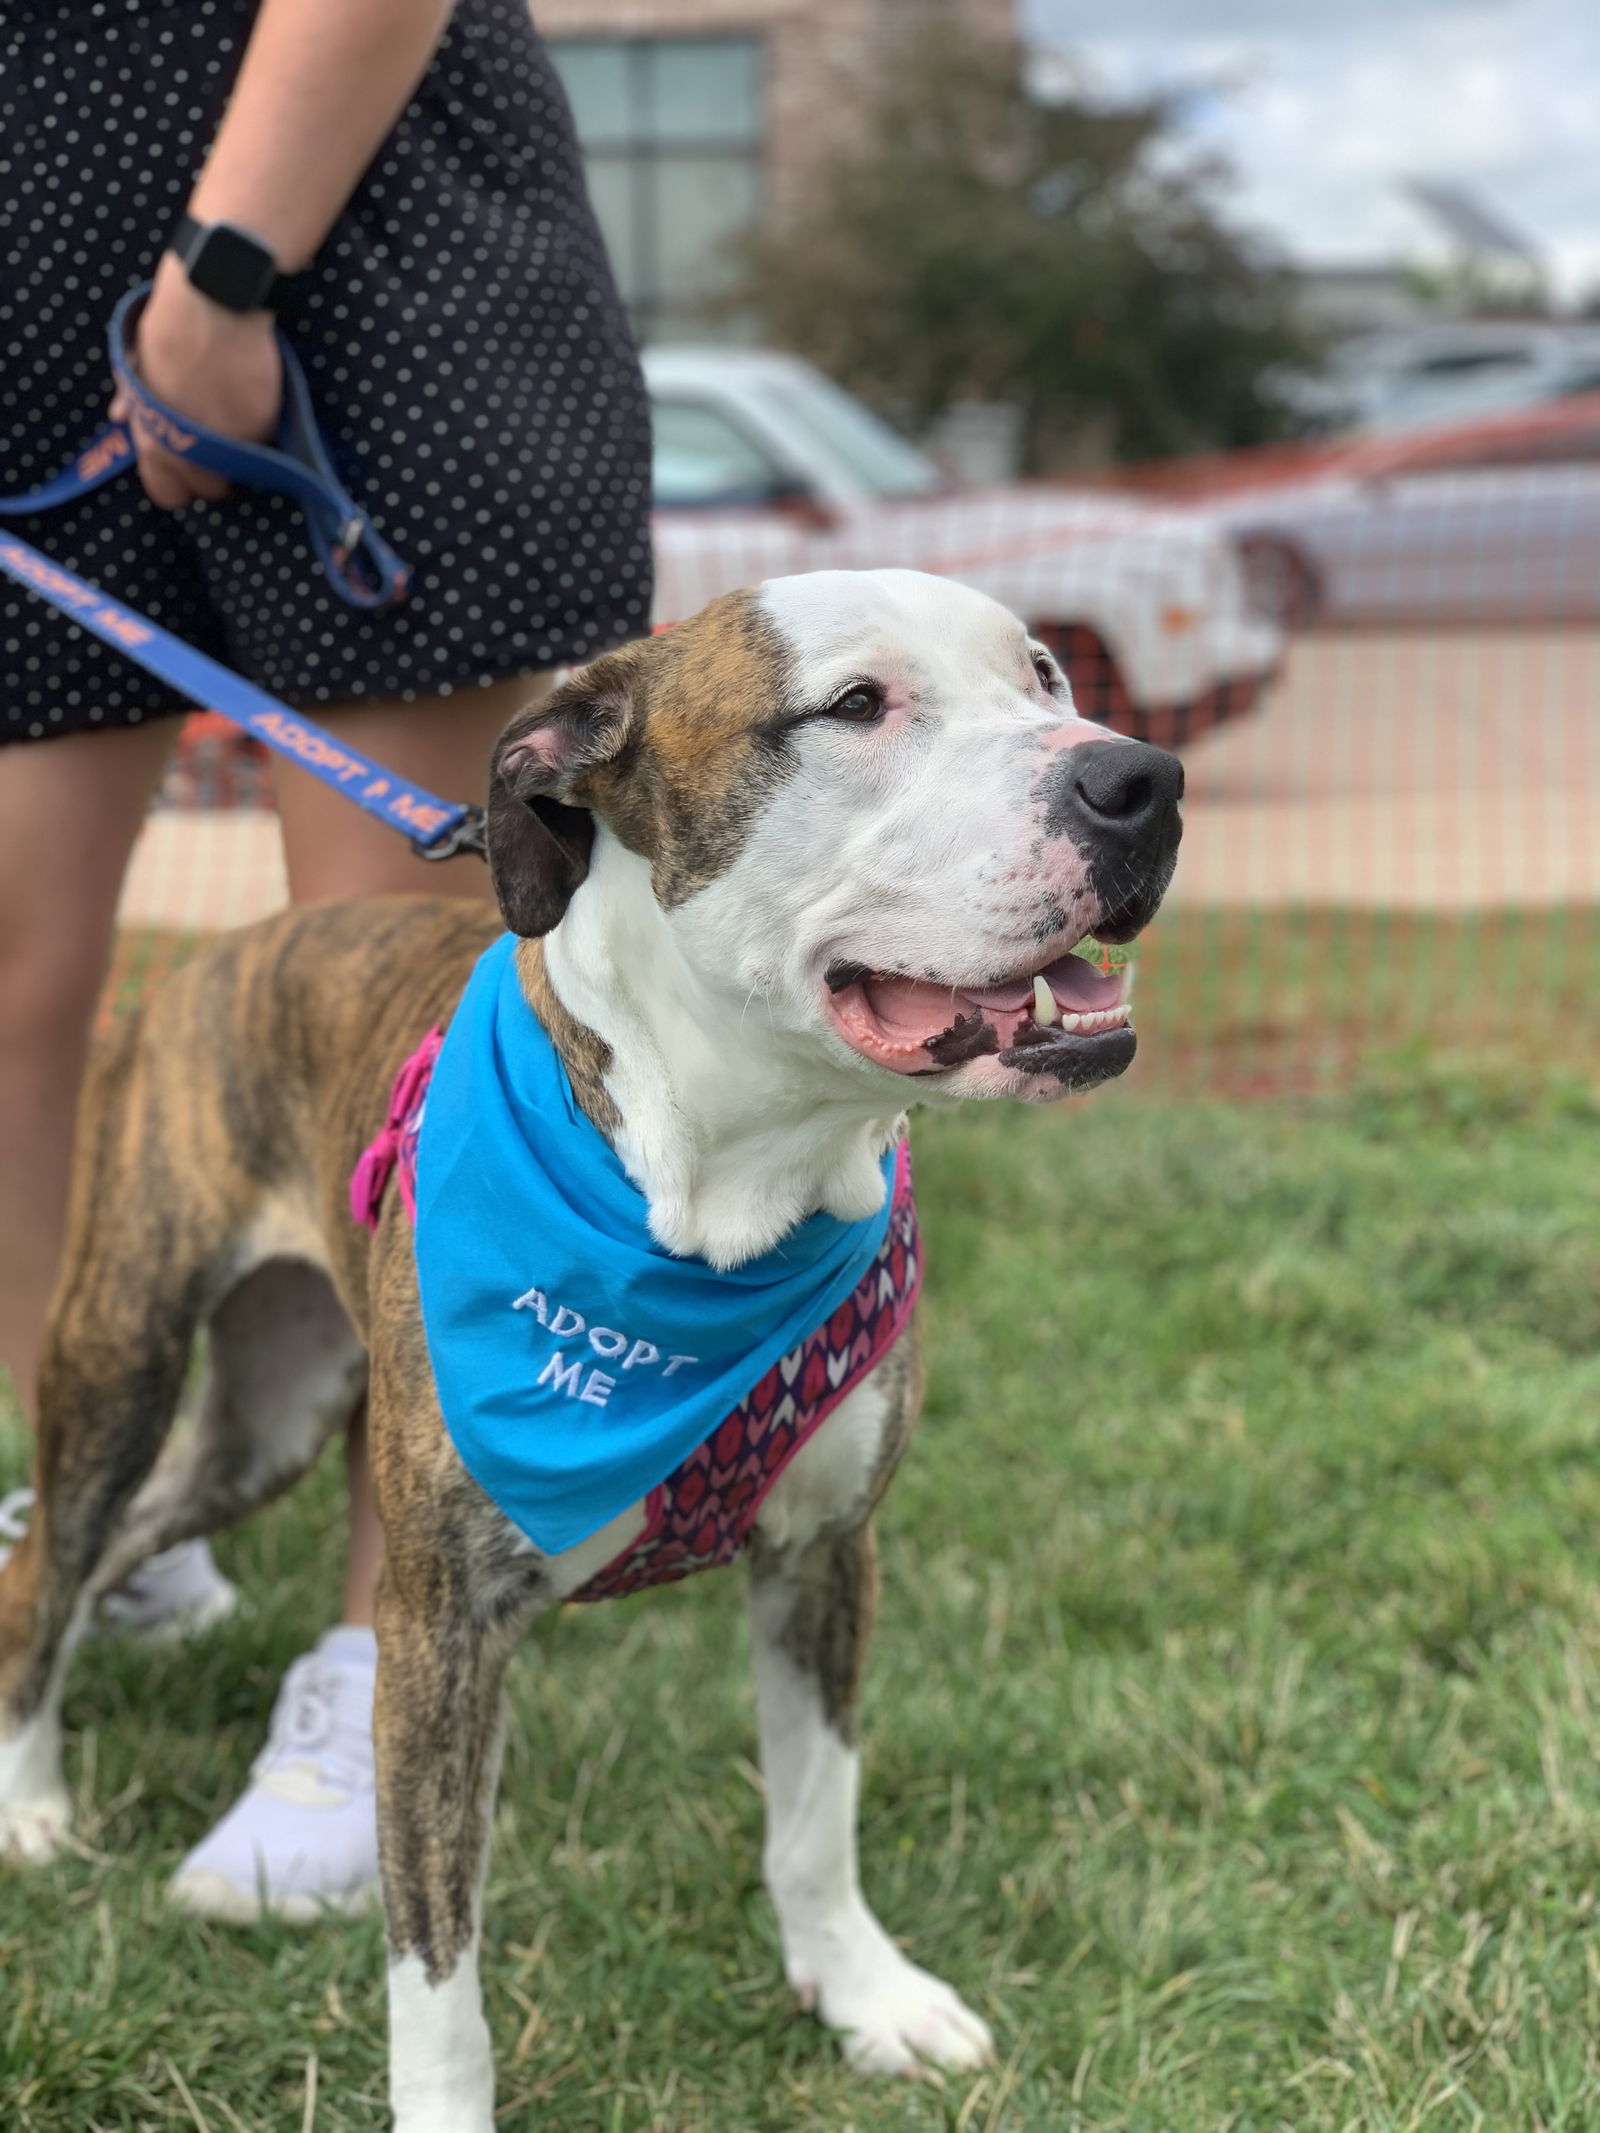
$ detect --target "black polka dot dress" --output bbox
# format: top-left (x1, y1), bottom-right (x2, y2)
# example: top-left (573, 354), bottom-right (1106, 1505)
top-left (0, 0), bottom-right (654, 743)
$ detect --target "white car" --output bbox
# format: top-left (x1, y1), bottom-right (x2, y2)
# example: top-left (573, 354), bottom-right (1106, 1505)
top-left (646, 348), bottom-right (1282, 749)
top-left (1205, 394), bottom-right (1600, 627)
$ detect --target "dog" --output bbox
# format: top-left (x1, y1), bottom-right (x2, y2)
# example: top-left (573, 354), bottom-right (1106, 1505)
top-left (0, 568), bottom-right (1182, 2128)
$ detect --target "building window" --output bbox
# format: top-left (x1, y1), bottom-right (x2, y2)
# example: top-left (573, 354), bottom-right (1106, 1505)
top-left (550, 35), bottom-right (764, 344)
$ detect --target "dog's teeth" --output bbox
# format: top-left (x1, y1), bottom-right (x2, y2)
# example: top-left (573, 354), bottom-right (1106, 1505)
top-left (1060, 1011), bottom-right (1082, 1033)
top-left (1032, 975), bottom-right (1059, 1027)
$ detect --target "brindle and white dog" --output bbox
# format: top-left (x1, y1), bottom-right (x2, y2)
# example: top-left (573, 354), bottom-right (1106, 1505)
top-left (0, 569), bottom-right (1182, 2127)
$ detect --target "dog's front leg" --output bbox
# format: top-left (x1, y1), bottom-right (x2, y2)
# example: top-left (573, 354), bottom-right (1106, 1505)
top-left (747, 1521), bottom-right (995, 2080)
top-left (374, 1571), bottom-right (510, 2133)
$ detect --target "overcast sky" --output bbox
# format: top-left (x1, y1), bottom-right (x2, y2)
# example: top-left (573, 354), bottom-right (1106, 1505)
top-left (1021, 0), bottom-right (1600, 305)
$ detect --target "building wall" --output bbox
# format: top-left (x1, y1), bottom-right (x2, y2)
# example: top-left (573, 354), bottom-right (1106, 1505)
top-left (535, 0), bottom-right (1016, 225)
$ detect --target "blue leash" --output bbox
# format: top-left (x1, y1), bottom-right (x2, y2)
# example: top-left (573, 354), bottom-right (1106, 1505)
top-left (0, 282), bottom-right (485, 859)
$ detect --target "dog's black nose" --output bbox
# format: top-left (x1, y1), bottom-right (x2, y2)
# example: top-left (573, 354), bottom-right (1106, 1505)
top-left (1064, 738), bottom-right (1184, 834)
top-left (1045, 738), bottom-right (1184, 937)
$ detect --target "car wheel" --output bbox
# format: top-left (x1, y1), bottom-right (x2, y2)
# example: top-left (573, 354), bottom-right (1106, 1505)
top-left (1235, 536), bottom-right (1321, 629)
top-left (1032, 624), bottom-right (1138, 733)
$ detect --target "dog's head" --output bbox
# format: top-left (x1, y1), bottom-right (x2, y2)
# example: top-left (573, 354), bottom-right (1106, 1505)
top-left (488, 568), bottom-right (1182, 1104)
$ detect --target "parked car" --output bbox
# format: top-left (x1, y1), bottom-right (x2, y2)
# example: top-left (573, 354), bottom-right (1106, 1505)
top-left (1315, 320), bottom-right (1600, 438)
top-left (646, 348), bottom-right (1282, 750)
top-left (1205, 393), bottom-right (1600, 627)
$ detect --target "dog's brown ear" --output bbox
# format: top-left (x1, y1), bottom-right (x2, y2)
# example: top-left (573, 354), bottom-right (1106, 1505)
top-left (487, 648), bottom-right (646, 937)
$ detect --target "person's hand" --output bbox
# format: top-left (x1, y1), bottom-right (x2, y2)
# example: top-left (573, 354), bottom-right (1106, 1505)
top-left (110, 252), bottom-right (283, 510)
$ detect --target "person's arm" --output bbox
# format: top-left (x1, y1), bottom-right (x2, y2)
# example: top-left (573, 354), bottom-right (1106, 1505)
top-left (117, 0), bottom-right (457, 509)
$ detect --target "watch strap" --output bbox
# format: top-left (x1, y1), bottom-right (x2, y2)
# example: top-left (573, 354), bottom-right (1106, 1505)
top-left (170, 213), bottom-right (307, 314)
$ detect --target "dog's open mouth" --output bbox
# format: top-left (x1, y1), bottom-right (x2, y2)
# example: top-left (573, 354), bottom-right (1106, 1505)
top-left (825, 947), bottom-right (1134, 1086)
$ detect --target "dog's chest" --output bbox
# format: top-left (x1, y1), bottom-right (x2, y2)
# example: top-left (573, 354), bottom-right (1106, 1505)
top-left (754, 1367), bottom-right (893, 1549)
top-left (543, 1362), bottom-right (897, 1601)
top-left (354, 1030), bottom-right (921, 1601)
top-left (556, 1195), bottom-right (918, 1603)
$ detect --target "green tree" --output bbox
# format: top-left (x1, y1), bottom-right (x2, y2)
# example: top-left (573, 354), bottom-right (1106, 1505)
top-left (734, 30), bottom-right (1321, 468)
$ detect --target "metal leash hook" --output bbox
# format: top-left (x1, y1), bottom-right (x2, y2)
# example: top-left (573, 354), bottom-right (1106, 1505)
top-left (412, 807), bottom-right (488, 862)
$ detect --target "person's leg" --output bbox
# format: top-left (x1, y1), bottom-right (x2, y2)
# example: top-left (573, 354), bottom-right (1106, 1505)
top-left (172, 678), bottom-right (545, 1922)
top-left (270, 684), bottom-right (543, 905)
top-left (340, 1404), bottom-right (382, 1629)
top-left (0, 720), bottom-right (178, 1421)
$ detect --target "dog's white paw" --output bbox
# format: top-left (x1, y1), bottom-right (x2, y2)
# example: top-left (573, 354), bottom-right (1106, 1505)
top-left (392, 2109), bottom-right (494, 2133)
top-left (790, 1913), bottom-right (995, 2080)
top-left (388, 1949), bottom-right (496, 2133)
top-left (0, 1791), bottom-right (71, 1866)
top-left (0, 1707), bottom-right (70, 1865)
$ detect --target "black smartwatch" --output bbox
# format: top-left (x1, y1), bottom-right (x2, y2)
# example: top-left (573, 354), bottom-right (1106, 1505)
top-left (168, 213), bottom-right (304, 314)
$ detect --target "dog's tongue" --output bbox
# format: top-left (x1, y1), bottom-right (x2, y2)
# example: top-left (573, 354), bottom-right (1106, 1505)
top-left (861, 953), bottom-right (1122, 1045)
top-left (860, 976), bottom-right (968, 1044)
top-left (1037, 951), bottom-right (1124, 1013)
top-left (959, 977), bottom-right (1034, 1012)
top-left (951, 954), bottom-right (1124, 1017)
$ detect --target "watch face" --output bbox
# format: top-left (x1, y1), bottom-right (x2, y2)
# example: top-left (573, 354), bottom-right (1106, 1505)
top-left (190, 222), bottom-right (275, 312)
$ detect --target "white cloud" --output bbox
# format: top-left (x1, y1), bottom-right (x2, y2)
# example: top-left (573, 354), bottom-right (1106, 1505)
top-left (1021, 0), bottom-right (1600, 304)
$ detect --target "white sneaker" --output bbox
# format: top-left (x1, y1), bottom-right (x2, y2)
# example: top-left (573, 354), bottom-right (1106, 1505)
top-left (0, 1487), bottom-right (32, 1557)
top-left (0, 1487), bottom-right (238, 1642)
top-left (168, 1625), bottom-right (381, 1924)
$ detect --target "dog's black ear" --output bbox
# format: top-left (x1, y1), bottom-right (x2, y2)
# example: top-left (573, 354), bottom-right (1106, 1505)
top-left (487, 648), bottom-right (646, 937)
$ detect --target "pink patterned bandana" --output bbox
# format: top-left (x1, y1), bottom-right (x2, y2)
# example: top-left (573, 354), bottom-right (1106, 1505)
top-left (352, 1032), bottom-right (921, 1601)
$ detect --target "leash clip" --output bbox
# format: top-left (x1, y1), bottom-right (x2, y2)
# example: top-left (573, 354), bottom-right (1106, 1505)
top-left (412, 805), bottom-right (488, 863)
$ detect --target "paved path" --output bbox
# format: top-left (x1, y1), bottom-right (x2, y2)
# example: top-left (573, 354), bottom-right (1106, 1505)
top-left (120, 809), bottom-right (287, 931)
top-left (1171, 626), bottom-right (1600, 910)
top-left (116, 626), bottom-right (1600, 929)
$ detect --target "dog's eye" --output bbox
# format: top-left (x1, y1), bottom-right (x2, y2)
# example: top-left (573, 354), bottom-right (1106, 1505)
top-left (1031, 651), bottom-right (1059, 691)
top-left (822, 684), bottom-right (886, 725)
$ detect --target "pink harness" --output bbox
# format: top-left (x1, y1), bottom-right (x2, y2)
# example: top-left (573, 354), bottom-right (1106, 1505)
top-left (351, 1033), bottom-right (921, 1602)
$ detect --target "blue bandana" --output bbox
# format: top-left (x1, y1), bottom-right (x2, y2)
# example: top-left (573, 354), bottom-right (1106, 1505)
top-left (413, 935), bottom-right (897, 1556)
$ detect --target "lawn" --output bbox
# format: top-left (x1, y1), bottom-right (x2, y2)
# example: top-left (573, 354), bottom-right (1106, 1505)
top-left (4, 1054), bottom-right (1600, 2131)
top-left (103, 905), bottom-right (1600, 1102)
top-left (1128, 907), bottom-right (1600, 1100)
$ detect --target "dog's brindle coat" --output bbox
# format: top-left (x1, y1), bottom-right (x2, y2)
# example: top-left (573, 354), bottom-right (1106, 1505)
top-left (0, 570), bottom-right (1182, 2126)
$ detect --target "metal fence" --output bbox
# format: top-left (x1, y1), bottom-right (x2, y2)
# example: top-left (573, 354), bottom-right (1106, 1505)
top-left (107, 424), bottom-right (1600, 1100)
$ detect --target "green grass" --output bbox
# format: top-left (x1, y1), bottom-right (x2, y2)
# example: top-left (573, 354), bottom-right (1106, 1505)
top-left (105, 906), bottom-right (1600, 1104)
top-left (5, 1056), bottom-right (1600, 2131)
top-left (1128, 906), bottom-right (1600, 1099)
